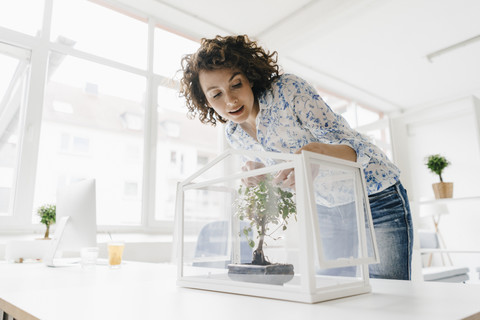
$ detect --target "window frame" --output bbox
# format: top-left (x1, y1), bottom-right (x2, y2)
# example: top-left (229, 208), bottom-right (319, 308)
top-left (0, 0), bottom-right (212, 234)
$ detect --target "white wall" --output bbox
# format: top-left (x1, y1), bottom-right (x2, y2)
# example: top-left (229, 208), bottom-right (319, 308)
top-left (391, 96), bottom-right (480, 273)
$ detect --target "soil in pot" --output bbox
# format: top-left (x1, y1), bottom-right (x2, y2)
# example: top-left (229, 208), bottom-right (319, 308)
top-left (227, 263), bottom-right (294, 285)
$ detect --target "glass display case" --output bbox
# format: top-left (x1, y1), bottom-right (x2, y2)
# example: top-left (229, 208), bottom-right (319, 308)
top-left (174, 149), bottom-right (379, 303)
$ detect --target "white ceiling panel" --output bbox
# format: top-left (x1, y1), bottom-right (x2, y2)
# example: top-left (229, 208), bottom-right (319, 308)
top-left (286, 0), bottom-right (480, 109)
top-left (155, 0), bottom-right (311, 36)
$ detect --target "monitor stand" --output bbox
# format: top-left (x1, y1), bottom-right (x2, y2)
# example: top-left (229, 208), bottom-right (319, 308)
top-left (43, 216), bottom-right (79, 267)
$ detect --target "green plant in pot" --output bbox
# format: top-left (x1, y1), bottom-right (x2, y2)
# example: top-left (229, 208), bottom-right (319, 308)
top-left (37, 204), bottom-right (56, 239)
top-left (425, 154), bottom-right (453, 199)
top-left (228, 173), bottom-right (297, 285)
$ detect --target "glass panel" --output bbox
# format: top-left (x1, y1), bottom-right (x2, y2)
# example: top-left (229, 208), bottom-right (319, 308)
top-left (34, 54), bottom-right (146, 225)
top-left (309, 159), bottom-right (376, 274)
top-left (155, 84), bottom-right (220, 220)
top-left (154, 28), bottom-right (199, 79)
top-left (181, 153), bottom-right (299, 287)
top-left (0, 0), bottom-right (44, 36)
top-left (0, 46), bottom-right (30, 216)
top-left (182, 184), bottom-right (240, 279)
top-left (51, 0), bottom-right (147, 69)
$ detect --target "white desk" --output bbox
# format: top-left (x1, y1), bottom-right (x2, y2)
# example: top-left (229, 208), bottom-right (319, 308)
top-left (0, 261), bottom-right (479, 320)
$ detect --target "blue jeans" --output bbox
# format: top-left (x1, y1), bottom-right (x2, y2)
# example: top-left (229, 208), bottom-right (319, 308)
top-left (368, 181), bottom-right (413, 280)
top-left (316, 182), bottom-right (413, 280)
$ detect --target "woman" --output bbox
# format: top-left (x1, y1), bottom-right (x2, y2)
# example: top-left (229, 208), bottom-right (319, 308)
top-left (180, 34), bottom-right (413, 280)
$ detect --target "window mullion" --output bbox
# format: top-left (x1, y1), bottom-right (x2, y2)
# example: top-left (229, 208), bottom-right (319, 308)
top-left (12, 0), bottom-right (53, 226)
top-left (142, 18), bottom-right (158, 229)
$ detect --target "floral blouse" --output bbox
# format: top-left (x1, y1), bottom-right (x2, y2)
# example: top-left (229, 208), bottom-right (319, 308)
top-left (225, 73), bottom-right (400, 196)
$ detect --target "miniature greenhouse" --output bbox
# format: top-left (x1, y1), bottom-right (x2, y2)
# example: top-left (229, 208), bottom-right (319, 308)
top-left (175, 148), bottom-right (379, 303)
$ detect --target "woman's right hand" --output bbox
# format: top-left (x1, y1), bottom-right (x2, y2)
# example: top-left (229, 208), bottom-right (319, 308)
top-left (241, 161), bottom-right (266, 186)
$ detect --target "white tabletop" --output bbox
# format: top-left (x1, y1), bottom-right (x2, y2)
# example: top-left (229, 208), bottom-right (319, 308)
top-left (0, 261), bottom-right (479, 320)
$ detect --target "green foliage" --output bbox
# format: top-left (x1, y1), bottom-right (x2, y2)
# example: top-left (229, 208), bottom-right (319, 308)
top-left (37, 204), bottom-right (56, 225)
top-left (425, 154), bottom-right (450, 182)
top-left (234, 174), bottom-right (296, 251)
top-left (37, 204), bottom-right (56, 238)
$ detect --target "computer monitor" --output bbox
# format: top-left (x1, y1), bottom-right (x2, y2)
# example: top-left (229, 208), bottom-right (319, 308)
top-left (44, 179), bottom-right (98, 267)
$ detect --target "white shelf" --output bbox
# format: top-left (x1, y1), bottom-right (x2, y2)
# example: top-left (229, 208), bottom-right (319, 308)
top-left (418, 196), bottom-right (480, 206)
top-left (420, 249), bottom-right (480, 254)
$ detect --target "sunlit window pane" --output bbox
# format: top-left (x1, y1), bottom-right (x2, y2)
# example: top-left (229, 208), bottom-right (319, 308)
top-left (357, 105), bottom-right (380, 127)
top-left (0, 57), bottom-right (18, 96)
top-left (360, 127), bottom-right (393, 160)
top-left (51, 0), bottom-right (147, 69)
top-left (0, 46), bottom-right (30, 216)
top-left (154, 28), bottom-right (199, 79)
top-left (0, 0), bottom-right (44, 36)
top-left (155, 85), bottom-right (220, 220)
top-left (340, 105), bottom-right (357, 127)
top-left (317, 87), bottom-right (392, 161)
top-left (34, 54), bottom-right (146, 225)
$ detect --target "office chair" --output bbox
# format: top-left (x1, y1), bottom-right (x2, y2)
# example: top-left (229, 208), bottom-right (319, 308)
top-left (193, 220), bottom-right (253, 268)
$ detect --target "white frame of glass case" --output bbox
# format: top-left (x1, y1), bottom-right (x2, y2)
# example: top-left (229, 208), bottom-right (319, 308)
top-left (175, 149), bottom-right (379, 303)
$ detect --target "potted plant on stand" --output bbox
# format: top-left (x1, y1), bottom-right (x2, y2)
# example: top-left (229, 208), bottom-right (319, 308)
top-left (425, 154), bottom-right (453, 199)
top-left (228, 174), bottom-right (297, 285)
top-left (37, 204), bottom-right (56, 239)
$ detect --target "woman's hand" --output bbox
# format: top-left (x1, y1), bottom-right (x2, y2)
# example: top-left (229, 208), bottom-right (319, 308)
top-left (241, 161), bottom-right (266, 186)
top-left (272, 143), bottom-right (357, 189)
top-left (273, 168), bottom-right (295, 189)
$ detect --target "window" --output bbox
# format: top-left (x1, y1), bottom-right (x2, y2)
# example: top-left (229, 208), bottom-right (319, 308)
top-left (154, 30), bottom-right (221, 220)
top-left (0, 44), bottom-right (30, 216)
top-left (0, 0), bottom-right (44, 36)
top-left (123, 181), bottom-right (139, 198)
top-left (317, 88), bottom-right (392, 159)
top-left (50, 0), bottom-right (147, 69)
top-left (0, 0), bottom-right (222, 230)
top-left (59, 133), bottom-right (90, 155)
top-left (34, 54), bottom-right (146, 225)
top-left (154, 27), bottom-right (199, 79)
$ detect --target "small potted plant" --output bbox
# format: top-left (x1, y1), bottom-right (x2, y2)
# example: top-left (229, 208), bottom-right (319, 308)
top-left (425, 154), bottom-right (453, 199)
top-left (228, 173), bottom-right (297, 285)
top-left (37, 204), bottom-right (56, 239)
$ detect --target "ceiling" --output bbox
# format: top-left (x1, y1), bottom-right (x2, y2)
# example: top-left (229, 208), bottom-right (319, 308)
top-left (121, 0), bottom-right (480, 115)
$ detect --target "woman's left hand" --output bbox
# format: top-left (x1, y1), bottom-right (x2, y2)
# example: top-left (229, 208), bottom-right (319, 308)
top-left (273, 142), bottom-right (356, 189)
top-left (273, 168), bottom-right (295, 189)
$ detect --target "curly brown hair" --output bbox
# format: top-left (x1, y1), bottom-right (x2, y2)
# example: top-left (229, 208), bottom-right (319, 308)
top-left (179, 35), bottom-right (281, 126)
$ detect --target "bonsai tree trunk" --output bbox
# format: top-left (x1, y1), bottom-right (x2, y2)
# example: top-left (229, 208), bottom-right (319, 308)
top-left (44, 224), bottom-right (50, 239)
top-left (252, 218), bottom-right (270, 265)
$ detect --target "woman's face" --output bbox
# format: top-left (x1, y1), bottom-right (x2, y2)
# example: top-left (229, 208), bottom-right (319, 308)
top-left (199, 68), bottom-right (258, 125)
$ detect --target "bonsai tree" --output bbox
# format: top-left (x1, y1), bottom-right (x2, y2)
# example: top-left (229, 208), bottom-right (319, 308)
top-left (234, 174), bottom-right (296, 265)
top-left (37, 204), bottom-right (56, 239)
top-left (425, 154), bottom-right (450, 182)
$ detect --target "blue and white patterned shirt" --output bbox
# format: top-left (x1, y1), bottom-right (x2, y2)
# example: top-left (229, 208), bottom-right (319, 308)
top-left (225, 74), bottom-right (400, 195)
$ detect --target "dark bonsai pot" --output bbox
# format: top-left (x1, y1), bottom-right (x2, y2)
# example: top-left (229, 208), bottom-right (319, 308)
top-left (227, 263), bottom-right (294, 285)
